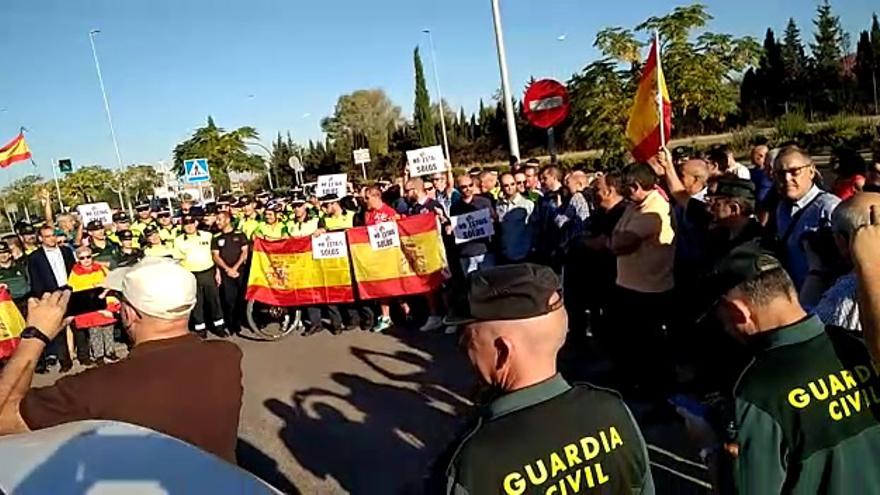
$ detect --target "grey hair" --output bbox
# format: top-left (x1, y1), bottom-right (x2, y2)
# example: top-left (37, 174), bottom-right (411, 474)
top-left (74, 245), bottom-right (93, 257)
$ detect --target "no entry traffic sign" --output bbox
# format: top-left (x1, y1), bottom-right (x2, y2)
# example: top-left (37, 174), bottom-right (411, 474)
top-left (523, 79), bottom-right (570, 129)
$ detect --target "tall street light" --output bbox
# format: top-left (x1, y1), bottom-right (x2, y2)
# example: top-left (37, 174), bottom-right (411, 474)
top-left (421, 29), bottom-right (451, 161)
top-left (490, 0), bottom-right (520, 161)
top-left (88, 29), bottom-right (126, 210)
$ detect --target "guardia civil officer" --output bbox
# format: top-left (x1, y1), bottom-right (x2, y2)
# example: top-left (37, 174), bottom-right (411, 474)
top-left (704, 242), bottom-right (880, 493)
top-left (433, 263), bottom-right (653, 495)
top-left (174, 214), bottom-right (225, 337)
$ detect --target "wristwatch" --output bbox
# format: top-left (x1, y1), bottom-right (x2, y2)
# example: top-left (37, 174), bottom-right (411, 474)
top-left (20, 326), bottom-right (51, 346)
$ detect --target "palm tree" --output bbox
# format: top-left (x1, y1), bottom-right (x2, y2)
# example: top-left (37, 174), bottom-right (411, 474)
top-left (173, 116), bottom-right (262, 190)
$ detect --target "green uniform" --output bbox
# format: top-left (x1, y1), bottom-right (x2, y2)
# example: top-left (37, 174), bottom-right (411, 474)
top-left (733, 316), bottom-right (880, 494)
top-left (108, 231), bottom-right (141, 250)
top-left (321, 211), bottom-right (354, 232)
top-left (0, 260), bottom-right (30, 300)
top-left (437, 375), bottom-right (654, 495)
top-left (254, 221), bottom-right (287, 240)
top-left (89, 238), bottom-right (120, 268)
top-left (287, 217), bottom-right (320, 238)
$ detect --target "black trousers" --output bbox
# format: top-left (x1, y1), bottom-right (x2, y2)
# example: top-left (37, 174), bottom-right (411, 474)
top-left (191, 268), bottom-right (224, 333)
top-left (219, 272), bottom-right (245, 334)
top-left (43, 329), bottom-right (72, 367)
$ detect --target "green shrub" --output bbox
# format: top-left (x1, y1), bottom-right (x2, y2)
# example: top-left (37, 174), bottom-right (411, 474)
top-left (774, 112), bottom-right (809, 144)
top-left (730, 126), bottom-right (758, 154)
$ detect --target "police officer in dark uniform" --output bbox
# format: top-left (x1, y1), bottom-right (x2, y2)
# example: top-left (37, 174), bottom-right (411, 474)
top-left (433, 264), bottom-right (654, 494)
top-left (212, 210), bottom-right (249, 335)
top-left (703, 243), bottom-right (880, 493)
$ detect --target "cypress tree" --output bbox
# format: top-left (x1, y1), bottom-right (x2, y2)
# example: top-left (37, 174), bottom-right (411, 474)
top-left (413, 47), bottom-right (437, 147)
top-left (811, 0), bottom-right (846, 114)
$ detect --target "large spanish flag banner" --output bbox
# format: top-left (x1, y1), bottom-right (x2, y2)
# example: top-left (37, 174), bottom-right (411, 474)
top-left (0, 133), bottom-right (33, 168)
top-left (246, 236), bottom-right (354, 306)
top-left (625, 37), bottom-right (672, 163)
top-left (347, 214), bottom-right (447, 300)
top-left (0, 288), bottom-right (26, 359)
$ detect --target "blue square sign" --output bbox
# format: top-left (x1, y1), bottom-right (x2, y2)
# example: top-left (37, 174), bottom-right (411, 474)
top-left (184, 158), bottom-right (211, 184)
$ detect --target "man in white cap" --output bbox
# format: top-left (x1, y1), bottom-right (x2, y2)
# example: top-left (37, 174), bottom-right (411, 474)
top-left (0, 258), bottom-right (243, 463)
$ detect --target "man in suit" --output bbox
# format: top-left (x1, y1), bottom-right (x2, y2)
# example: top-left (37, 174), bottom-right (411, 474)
top-left (27, 224), bottom-right (77, 372)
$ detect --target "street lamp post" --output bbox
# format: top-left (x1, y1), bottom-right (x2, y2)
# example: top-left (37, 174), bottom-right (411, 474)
top-left (490, 0), bottom-right (521, 161)
top-left (248, 142), bottom-right (276, 190)
top-left (422, 29), bottom-right (451, 161)
top-left (88, 29), bottom-right (127, 212)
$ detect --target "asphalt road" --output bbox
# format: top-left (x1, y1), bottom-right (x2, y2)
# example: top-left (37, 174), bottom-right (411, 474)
top-left (34, 327), bottom-right (716, 494)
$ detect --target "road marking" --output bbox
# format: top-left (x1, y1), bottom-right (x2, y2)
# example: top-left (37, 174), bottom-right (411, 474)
top-left (649, 461), bottom-right (713, 490)
top-left (648, 444), bottom-right (709, 470)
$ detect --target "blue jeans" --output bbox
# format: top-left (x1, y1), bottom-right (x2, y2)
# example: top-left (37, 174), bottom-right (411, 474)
top-left (459, 253), bottom-right (496, 275)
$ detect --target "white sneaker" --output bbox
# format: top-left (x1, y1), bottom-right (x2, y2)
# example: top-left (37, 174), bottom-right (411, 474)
top-left (444, 325), bottom-right (457, 335)
top-left (419, 316), bottom-right (443, 332)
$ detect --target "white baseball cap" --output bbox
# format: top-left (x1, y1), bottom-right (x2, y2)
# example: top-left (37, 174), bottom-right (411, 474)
top-left (104, 258), bottom-right (197, 319)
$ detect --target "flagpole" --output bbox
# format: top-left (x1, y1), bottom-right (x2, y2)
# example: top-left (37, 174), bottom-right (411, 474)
top-left (654, 31), bottom-right (666, 150)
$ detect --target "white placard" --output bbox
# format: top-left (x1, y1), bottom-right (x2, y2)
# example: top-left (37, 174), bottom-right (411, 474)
top-left (76, 202), bottom-right (113, 227)
top-left (311, 232), bottom-right (348, 260)
top-left (367, 221), bottom-right (401, 250)
top-left (316, 174), bottom-right (348, 199)
top-left (451, 208), bottom-right (495, 245)
top-left (406, 145), bottom-right (447, 177)
top-left (353, 148), bottom-right (371, 165)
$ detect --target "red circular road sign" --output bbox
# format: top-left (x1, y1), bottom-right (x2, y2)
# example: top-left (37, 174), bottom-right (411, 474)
top-left (523, 79), bottom-right (570, 129)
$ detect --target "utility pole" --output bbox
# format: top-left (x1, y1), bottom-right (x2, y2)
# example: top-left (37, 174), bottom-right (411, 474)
top-left (490, 0), bottom-right (520, 161)
top-left (422, 29), bottom-right (451, 161)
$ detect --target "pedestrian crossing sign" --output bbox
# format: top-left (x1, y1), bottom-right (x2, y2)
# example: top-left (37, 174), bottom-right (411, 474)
top-left (184, 158), bottom-right (211, 184)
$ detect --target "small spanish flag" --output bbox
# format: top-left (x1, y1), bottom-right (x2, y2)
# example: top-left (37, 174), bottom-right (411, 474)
top-left (347, 214), bottom-right (447, 300)
top-left (626, 36), bottom-right (672, 163)
top-left (0, 288), bottom-right (26, 360)
top-left (246, 236), bottom-right (354, 307)
top-left (0, 132), bottom-right (33, 169)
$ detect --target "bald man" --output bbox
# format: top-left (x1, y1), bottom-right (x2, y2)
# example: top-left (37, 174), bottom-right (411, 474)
top-left (813, 192), bottom-right (880, 332)
top-left (433, 264), bottom-right (653, 495)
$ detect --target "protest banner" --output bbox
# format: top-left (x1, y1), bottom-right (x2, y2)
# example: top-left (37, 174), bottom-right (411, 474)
top-left (406, 146), bottom-right (447, 177)
top-left (312, 232), bottom-right (349, 260)
top-left (367, 221), bottom-right (400, 250)
top-left (76, 202), bottom-right (113, 226)
top-left (347, 214), bottom-right (446, 300)
top-left (246, 237), bottom-right (354, 306)
top-left (316, 174), bottom-right (348, 198)
top-left (451, 208), bottom-right (495, 244)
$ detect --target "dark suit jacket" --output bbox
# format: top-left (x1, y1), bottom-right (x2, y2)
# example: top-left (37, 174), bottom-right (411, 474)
top-left (27, 246), bottom-right (75, 296)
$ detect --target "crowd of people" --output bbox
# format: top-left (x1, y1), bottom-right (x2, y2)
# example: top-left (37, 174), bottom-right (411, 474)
top-left (0, 137), bottom-right (879, 493)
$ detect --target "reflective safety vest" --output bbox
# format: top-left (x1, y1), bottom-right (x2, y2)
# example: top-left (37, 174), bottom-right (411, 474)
top-left (240, 217), bottom-right (261, 240)
top-left (322, 211), bottom-right (354, 231)
top-left (287, 217), bottom-right (320, 238)
top-left (143, 243), bottom-right (180, 260)
top-left (174, 231), bottom-right (215, 272)
top-left (131, 219), bottom-right (155, 238)
top-left (255, 222), bottom-right (287, 241)
top-left (158, 226), bottom-right (178, 248)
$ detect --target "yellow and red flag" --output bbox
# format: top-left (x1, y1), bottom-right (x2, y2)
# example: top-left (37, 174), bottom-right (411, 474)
top-left (0, 288), bottom-right (26, 359)
top-left (0, 132), bottom-right (33, 169)
top-left (626, 37), bottom-right (672, 163)
top-left (347, 214), bottom-right (447, 300)
top-left (246, 236), bottom-right (354, 306)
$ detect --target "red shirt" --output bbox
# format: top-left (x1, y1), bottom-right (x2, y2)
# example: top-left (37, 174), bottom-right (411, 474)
top-left (365, 204), bottom-right (398, 226)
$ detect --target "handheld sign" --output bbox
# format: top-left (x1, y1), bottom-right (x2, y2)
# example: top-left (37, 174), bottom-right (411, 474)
top-left (451, 208), bottom-right (494, 245)
top-left (312, 232), bottom-right (348, 260)
top-left (406, 146), bottom-right (446, 177)
top-left (367, 221), bottom-right (401, 250)
top-left (76, 202), bottom-right (113, 227)
top-left (316, 174), bottom-right (348, 199)
top-left (183, 158), bottom-right (211, 184)
top-left (353, 148), bottom-right (371, 165)
top-left (523, 79), bottom-right (570, 129)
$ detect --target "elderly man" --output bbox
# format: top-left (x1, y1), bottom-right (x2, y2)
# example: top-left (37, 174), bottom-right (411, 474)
top-left (478, 170), bottom-right (500, 203)
top-left (769, 145), bottom-right (840, 306)
top-left (0, 258), bottom-right (243, 462)
top-left (749, 144), bottom-right (774, 203)
top-left (495, 172), bottom-right (533, 264)
top-left (704, 243), bottom-right (880, 494)
top-left (813, 192), bottom-right (880, 331)
top-left (434, 264), bottom-right (653, 494)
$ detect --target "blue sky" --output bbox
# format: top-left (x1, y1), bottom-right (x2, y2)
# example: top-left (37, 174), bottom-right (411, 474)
top-left (0, 0), bottom-right (877, 183)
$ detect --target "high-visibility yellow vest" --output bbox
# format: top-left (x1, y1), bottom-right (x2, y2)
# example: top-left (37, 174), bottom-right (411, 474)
top-left (174, 231), bottom-right (215, 272)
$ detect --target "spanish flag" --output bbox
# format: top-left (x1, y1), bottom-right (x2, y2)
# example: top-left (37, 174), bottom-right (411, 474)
top-left (347, 214), bottom-right (447, 300)
top-left (0, 288), bottom-right (26, 359)
top-left (626, 36), bottom-right (672, 163)
top-left (0, 132), bottom-right (33, 168)
top-left (246, 236), bottom-right (354, 306)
